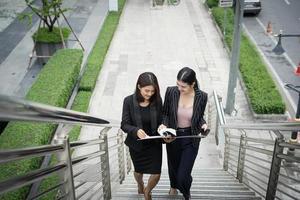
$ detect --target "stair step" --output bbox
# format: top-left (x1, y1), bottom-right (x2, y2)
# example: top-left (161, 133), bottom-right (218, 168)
top-left (123, 179), bottom-right (241, 184)
top-left (112, 170), bottom-right (260, 199)
top-left (116, 188), bottom-right (255, 195)
top-left (125, 174), bottom-right (236, 179)
top-left (125, 175), bottom-right (234, 179)
top-left (112, 193), bottom-right (261, 200)
top-left (122, 182), bottom-right (244, 187)
top-left (120, 184), bottom-right (249, 190)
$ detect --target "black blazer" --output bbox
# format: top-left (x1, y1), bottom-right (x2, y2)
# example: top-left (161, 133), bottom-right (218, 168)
top-left (121, 94), bottom-right (162, 152)
top-left (162, 86), bottom-right (207, 145)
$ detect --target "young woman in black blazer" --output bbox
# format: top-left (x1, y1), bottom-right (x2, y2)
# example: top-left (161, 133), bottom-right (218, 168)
top-left (121, 72), bottom-right (162, 200)
top-left (159, 67), bottom-right (208, 200)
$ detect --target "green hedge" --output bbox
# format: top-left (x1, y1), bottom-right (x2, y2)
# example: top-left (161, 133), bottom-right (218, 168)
top-left (0, 49), bottom-right (83, 199)
top-left (206, 0), bottom-right (219, 8)
top-left (239, 37), bottom-right (285, 114)
top-left (33, 27), bottom-right (71, 43)
top-left (69, 91), bottom-right (93, 142)
top-left (79, 0), bottom-right (126, 91)
top-left (210, 7), bottom-right (285, 114)
top-left (211, 7), bottom-right (234, 48)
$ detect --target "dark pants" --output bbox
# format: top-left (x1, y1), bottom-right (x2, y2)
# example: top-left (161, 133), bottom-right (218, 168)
top-left (166, 128), bottom-right (199, 200)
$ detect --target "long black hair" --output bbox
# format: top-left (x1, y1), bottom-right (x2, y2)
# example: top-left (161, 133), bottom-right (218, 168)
top-left (177, 67), bottom-right (199, 90)
top-left (135, 72), bottom-right (161, 103)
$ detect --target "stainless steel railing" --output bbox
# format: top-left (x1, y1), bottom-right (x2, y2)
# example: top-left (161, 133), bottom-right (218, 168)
top-left (212, 90), bottom-right (300, 200)
top-left (0, 95), bottom-right (131, 200)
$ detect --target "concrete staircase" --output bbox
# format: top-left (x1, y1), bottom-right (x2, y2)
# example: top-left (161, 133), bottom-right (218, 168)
top-left (112, 169), bottom-right (261, 199)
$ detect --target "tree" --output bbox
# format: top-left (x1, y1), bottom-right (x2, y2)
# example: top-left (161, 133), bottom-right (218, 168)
top-left (20, 0), bottom-right (69, 31)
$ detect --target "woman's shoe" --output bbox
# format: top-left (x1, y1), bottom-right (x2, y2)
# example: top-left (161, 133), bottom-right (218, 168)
top-left (184, 193), bottom-right (191, 200)
top-left (168, 187), bottom-right (178, 195)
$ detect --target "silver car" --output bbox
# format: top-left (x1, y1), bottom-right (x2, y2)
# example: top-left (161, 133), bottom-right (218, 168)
top-left (244, 0), bottom-right (262, 15)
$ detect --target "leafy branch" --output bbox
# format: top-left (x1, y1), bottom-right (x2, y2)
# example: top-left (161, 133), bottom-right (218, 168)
top-left (18, 0), bottom-right (69, 32)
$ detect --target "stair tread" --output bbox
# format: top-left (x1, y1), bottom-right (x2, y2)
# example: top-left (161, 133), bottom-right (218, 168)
top-left (113, 169), bottom-right (260, 199)
top-left (116, 190), bottom-right (255, 195)
top-left (117, 188), bottom-right (251, 193)
top-left (112, 193), bottom-right (261, 199)
top-left (119, 184), bottom-right (249, 190)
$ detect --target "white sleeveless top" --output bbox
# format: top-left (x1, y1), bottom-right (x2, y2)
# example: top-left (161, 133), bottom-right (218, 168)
top-left (177, 106), bottom-right (193, 128)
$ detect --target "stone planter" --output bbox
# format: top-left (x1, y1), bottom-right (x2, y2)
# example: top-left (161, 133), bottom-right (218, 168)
top-left (35, 41), bottom-right (68, 65)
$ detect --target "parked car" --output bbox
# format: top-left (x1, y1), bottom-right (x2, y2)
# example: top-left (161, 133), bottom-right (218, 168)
top-left (233, 0), bottom-right (262, 16)
top-left (244, 0), bottom-right (262, 15)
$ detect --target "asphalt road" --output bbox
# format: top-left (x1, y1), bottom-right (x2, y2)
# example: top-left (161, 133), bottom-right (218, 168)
top-left (243, 0), bottom-right (300, 117)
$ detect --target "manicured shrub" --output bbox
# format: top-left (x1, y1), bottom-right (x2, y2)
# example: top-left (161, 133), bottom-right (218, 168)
top-left (69, 91), bottom-right (92, 142)
top-left (79, 0), bottom-right (126, 91)
top-left (33, 27), bottom-right (71, 43)
top-left (206, 0), bottom-right (219, 8)
top-left (79, 14), bottom-right (118, 91)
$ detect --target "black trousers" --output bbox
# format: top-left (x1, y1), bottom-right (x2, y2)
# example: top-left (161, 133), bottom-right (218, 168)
top-left (166, 128), bottom-right (199, 199)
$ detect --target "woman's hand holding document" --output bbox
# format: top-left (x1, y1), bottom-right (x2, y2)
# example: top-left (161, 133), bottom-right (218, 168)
top-left (158, 128), bottom-right (177, 137)
top-left (137, 128), bottom-right (177, 141)
top-left (159, 128), bottom-right (177, 143)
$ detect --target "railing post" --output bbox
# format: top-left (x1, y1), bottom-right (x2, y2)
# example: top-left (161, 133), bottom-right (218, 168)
top-left (59, 137), bottom-right (76, 200)
top-left (215, 113), bottom-right (220, 145)
top-left (207, 98), bottom-right (219, 145)
top-left (223, 129), bottom-right (230, 171)
top-left (117, 129), bottom-right (125, 184)
top-left (266, 137), bottom-right (284, 200)
top-left (99, 128), bottom-right (112, 200)
top-left (237, 134), bottom-right (246, 182)
top-left (125, 146), bottom-right (131, 174)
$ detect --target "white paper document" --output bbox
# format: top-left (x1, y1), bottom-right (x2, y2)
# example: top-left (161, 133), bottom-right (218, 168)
top-left (138, 135), bottom-right (204, 140)
top-left (138, 127), bottom-right (205, 140)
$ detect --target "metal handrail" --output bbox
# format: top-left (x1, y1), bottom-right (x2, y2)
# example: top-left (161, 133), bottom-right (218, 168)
top-left (221, 123), bottom-right (300, 131)
top-left (277, 154), bottom-right (300, 163)
top-left (29, 181), bottom-right (66, 200)
top-left (0, 162), bottom-right (67, 194)
top-left (245, 137), bottom-right (275, 145)
top-left (212, 90), bottom-right (300, 200)
top-left (70, 139), bottom-right (104, 149)
top-left (279, 142), bottom-right (300, 149)
top-left (246, 145), bottom-right (274, 155)
top-left (0, 95), bottom-right (130, 200)
top-left (245, 153), bottom-right (271, 164)
top-left (72, 151), bottom-right (105, 166)
top-left (0, 128), bottom-right (129, 200)
top-left (0, 94), bottom-right (109, 126)
top-left (0, 144), bottom-right (64, 164)
top-left (213, 90), bottom-right (226, 125)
